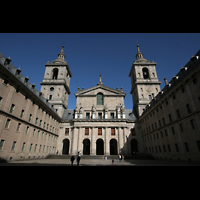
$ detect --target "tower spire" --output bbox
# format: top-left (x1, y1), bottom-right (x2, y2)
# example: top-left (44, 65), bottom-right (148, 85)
top-left (97, 74), bottom-right (103, 85)
top-left (136, 44), bottom-right (143, 60)
top-left (52, 45), bottom-right (67, 63)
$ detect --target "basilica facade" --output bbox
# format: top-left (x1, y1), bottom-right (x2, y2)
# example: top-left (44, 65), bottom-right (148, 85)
top-left (0, 44), bottom-right (200, 161)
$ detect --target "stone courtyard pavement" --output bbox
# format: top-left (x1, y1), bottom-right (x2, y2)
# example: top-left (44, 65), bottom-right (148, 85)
top-left (1, 158), bottom-right (200, 166)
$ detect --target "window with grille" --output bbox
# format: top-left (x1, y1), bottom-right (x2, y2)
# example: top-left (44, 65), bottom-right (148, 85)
top-left (85, 128), bottom-right (89, 135)
top-left (131, 128), bottom-right (136, 136)
top-left (65, 128), bottom-right (69, 136)
top-left (98, 128), bottom-right (102, 135)
top-left (111, 128), bottom-right (115, 135)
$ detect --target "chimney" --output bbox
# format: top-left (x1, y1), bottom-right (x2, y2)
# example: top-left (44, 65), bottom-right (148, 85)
top-left (164, 78), bottom-right (168, 86)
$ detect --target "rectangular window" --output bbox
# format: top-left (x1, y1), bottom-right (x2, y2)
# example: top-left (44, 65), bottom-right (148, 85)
top-left (0, 96), bottom-right (2, 107)
top-left (98, 113), bottom-right (102, 119)
top-left (11, 141), bottom-right (16, 151)
top-left (9, 104), bottom-right (15, 114)
top-left (176, 109), bottom-right (181, 118)
top-left (43, 122), bottom-right (46, 129)
top-left (49, 95), bottom-right (52, 100)
top-left (180, 123), bottom-right (183, 132)
top-left (159, 120), bottom-right (161, 127)
top-left (162, 118), bottom-right (165, 125)
top-left (186, 104), bottom-right (192, 114)
top-left (29, 143), bottom-right (33, 152)
top-left (165, 129), bottom-right (168, 136)
top-left (26, 126), bottom-right (29, 134)
top-left (190, 119), bottom-right (195, 129)
top-left (196, 141), bottom-right (200, 152)
top-left (192, 78), bottom-right (197, 84)
top-left (29, 114), bottom-right (32, 122)
top-left (0, 140), bottom-right (5, 150)
top-left (39, 120), bottom-right (42, 126)
top-left (111, 128), bottom-right (115, 136)
top-left (35, 118), bottom-right (38, 125)
top-left (21, 142), bottom-right (26, 151)
top-left (98, 128), bottom-right (102, 135)
top-left (149, 95), bottom-right (152, 100)
top-left (168, 145), bottom-right (171, 152)
top-left (33, 129), bottom-right (35, 136)
top-left (169, 114), bottom-right (172, 122)
top-left (86, 113), bottom-right (90, 119)
top-left (20, 109), bottom-right (24, 118)
top-left (5, 118), bottom-right (11, 128)
top-left (175, 143), bottom-right (179, 152)
top-left (184, 142), bottom-right (190, 152)
top-left (110, 113), bottom-right (114, 119)
top-left (65, 128), bottom-right (69, 136)
top-left (34, 144), bottom-right (37, 152)
top-left (4, 79), bottom-right (9, 84)
top-left (171, 127), bottom-right (175, 134)
top-left (85, 128), bottom-right (89, 135)
top-left (16, 123), bottom-right (21, 132)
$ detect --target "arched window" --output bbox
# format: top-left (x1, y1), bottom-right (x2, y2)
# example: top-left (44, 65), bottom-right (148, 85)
top-left (97, 93), bottom-right (104, 105)
top-left (52, 68), bottom-right (59, 79)
top-left (142, 67), bottom-right (149, 79)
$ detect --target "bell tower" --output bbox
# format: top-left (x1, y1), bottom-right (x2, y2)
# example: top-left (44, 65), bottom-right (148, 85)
top-left (129, 44), bottom-right (161, 117)
top-left (40, 45), bottom-right (72, 118)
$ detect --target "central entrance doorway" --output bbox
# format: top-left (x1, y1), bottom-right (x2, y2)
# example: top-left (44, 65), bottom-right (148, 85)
top-left (83, 139), bottom-right (90, 155)
top-left (131, 139), bottom-right (138, 154)
top-left (96, 139), bottom-right (104, 155)
top-left (62, 139), bottom-right (70, 155)
top-left (110, 139), bottom-right (118, 155)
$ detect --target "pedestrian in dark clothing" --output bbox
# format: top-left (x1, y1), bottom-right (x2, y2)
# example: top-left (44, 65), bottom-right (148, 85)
top-left (77, 155), bottom-right (81, 166)
top-left (112, 159), bottom-right (114, 165)
top-left (70, 155), bottom-right (75, 165)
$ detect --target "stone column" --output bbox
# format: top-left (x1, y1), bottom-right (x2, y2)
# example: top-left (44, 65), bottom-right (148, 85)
top-left (77, 128), bottom-right (82, 154)
top-left (105, 127), bottom-right (110, 155)
top-left (91, 127), bottom-right (96, 155)
top-left (72, 127), bottom-right (78, 154)
top-left (118, 127), bottom-right (124, 154)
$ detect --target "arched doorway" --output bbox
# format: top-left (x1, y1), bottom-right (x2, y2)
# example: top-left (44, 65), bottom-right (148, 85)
top-left (110, 139), bottom-right (118, 155)
top-left (96, 139), bottom-right (104, 155)
top-left (131, 139), bottom-right (138, 154)
top-left (62, 139), bottom-right (70, 155)
top-left (83, 139), bottom-right (90, 155)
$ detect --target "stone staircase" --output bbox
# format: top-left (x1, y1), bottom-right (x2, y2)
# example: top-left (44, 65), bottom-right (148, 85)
top-left (45, 154), bottom-right (154, 160)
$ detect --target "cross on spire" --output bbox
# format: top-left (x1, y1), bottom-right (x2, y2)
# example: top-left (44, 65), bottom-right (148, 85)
top-left (97, 74), bottom-right (104, 85)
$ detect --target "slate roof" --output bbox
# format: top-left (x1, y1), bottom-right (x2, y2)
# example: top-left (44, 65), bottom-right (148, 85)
top-left (141, 50), bottom-right (200, 116)
top-left (0, 52), bottom-right (60, 119)
top-left (62, 108), bottom-right (137, 121)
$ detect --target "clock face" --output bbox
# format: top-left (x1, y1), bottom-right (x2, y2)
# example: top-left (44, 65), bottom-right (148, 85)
top-left (50, 87), bottom-right (54, 91)
top-left (146, 87), bottom-right (151, 92)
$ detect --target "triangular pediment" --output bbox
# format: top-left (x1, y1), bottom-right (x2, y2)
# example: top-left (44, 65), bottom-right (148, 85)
top-left (75, 84), bottom-right (126, 97)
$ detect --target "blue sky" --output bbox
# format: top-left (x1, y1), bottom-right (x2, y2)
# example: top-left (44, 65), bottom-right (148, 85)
top-left (1, 33), bottom-right (200, 109)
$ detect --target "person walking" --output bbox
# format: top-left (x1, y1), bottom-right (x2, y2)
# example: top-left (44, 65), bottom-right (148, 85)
top-left (77, 155), bottom-right (81, 166)
top-left (119, 155), bottom-right (121, 162)
top-left (112, 159), bottom-right (114, 165)
top-left (122, 155), bottom-right (124, 162)
top-left (70, 155), bottom-right (75, 165)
